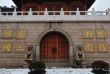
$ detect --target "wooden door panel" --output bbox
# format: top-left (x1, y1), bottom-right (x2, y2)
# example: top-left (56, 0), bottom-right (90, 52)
top-left (40, 32), bottom-right (69, 63)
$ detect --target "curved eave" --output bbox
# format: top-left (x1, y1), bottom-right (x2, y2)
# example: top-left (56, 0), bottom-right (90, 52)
top-left (87, 0), bottom-right (95, 9)
top-left (12, 0), bottom-right (23, 8)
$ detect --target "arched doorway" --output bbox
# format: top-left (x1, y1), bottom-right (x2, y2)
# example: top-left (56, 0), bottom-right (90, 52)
top-left (40, 32), bottom-right (69, 63)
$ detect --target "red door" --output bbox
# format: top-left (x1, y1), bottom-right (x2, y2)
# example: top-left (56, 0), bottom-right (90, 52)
top-left (40, 32), bottom-right (69, 63)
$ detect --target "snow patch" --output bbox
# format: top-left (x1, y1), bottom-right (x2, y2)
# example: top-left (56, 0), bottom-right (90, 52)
top-left (0, 68), bottom-right (93, 74)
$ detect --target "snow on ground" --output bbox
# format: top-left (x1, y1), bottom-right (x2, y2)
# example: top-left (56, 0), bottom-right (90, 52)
top-left (46, 68), bottom-right (93, 74)
top-left (0, 68), bottom-right (93, 74)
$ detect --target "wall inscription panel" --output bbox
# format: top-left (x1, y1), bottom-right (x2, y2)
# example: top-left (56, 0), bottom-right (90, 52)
top-left (84, 42), bottom-right (94, 52)
top-left (97, 42), bottom-right (107, 52)
top-left (16, 43), bottom-right (26, 51)
top-left (96, 29), bottom-right (106, 38)
top-left (2, 29), bottom-right (13, 38)
top-left (82, 29), bottom-right (93, 38)
top-left (16, 30), bottom-right (26, 39)
top-left (1, 43), bottom-right (12, 52)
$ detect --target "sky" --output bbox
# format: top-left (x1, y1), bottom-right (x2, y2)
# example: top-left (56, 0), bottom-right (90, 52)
top-left (0, 0), bottom-right (110, 11)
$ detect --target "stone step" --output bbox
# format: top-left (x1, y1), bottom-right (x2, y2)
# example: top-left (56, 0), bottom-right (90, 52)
top-left (45, 63), bottom-right (70, 67)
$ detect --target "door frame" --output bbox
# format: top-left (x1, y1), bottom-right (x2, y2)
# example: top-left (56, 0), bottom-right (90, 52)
top-left (35, 28), bottom-right (74, 66)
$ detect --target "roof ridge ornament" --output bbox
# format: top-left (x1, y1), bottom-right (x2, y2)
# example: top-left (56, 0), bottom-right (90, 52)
top-left (92, 8), bottom-right (96, 15)
top-left (13, 7), bottom-right (17, 15)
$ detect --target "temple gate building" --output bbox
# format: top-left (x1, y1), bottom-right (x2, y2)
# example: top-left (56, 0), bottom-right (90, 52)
top-left (0, 0), bottom-right (110, 68)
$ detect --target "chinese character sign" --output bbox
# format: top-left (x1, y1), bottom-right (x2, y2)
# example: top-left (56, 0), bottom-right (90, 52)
top-left (96, 29), bottom-right (106, 38)
top-left (16, 43), bottom-right (25, 51)
top-left (83, 30), bottom-right (93, 38)
top-left (16, 30), bottom-right (26, 39)
top-left (84, 42), bottom-right (94, 52)
top-left (2, 43), bottom-right (12, 52)
top-left (3, 30), bottom-right (13, 38)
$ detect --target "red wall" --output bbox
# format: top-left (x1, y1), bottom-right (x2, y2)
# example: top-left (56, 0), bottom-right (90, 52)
top-left (21, 1), bottom-right (87, 11)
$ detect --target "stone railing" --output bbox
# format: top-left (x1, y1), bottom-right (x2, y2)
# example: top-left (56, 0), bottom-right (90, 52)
top-left (0, 8), bottom-right (110, 22)
top-left (0, 8), bottom-right (110, 16)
